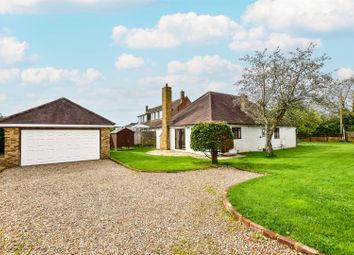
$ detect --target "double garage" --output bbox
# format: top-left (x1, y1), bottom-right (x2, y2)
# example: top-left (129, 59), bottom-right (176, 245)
top-left (0, 98), bottom-right (115, 167)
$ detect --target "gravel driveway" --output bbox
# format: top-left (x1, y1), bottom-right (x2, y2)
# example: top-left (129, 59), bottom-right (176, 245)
top-left (0, 160), bottom-right (299, 255)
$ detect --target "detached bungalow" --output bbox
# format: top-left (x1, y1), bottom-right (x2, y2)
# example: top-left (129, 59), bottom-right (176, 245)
top-left (0, 98), bottom-right (115, 167)
top-left (156, 85), bottom-right (296, 153)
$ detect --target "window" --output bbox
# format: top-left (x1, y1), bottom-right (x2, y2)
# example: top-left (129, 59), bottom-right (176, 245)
top-left (175, 129), bottom-right (185, 150)
top-left (232, 127), bottom-right (242, 139)
top-left (274, 128), bottom-right (280, 139)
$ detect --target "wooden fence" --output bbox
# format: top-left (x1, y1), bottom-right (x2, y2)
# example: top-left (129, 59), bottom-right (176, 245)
top-left (141, 131), bottom-right (156, 146)
top-left (299, 131), bottom-right (354, 142)
top-left (347, 131), bottom-right (354, 142)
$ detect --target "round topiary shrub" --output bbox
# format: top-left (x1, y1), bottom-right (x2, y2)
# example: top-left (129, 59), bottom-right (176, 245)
top-left (191, 122), bottom-right (234, 164)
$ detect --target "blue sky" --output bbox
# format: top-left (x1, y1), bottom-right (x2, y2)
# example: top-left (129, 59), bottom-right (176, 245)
top-left (0, 0), bottom-right (353, 125)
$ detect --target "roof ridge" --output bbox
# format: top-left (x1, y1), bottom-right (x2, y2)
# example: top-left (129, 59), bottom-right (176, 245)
top-left (60, 98), bottom-right (115, 125)
top-left (171, 91), bottom-right (211, 121)
top-left (148, 98), bottom-right (181, 111)
top-left (0, 97), bottom-right (115, 125)
top-left (208, 91), bottom-right (234, 97)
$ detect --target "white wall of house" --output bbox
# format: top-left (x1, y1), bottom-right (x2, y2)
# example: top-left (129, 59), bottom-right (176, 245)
top-left (229, 125), bottom-right (297, 152)
top-left (156, 128), bottom-right (162, 149)
top-left (156, 125), bottom-right (297, 153)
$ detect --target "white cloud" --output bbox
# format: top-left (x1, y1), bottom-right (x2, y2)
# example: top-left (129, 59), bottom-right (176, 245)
top-left (337, 68), bottom-right (354, 80)
top-left (0, 93), bottom-right (6, 102)
top-left (0, 68), bottom-right (20, 83)
top-left (139, 55), bottom-right (241, 95)
top-left (168, 55), bottom-right (241, 76)
top-left (21, 67), bottom-right (103, 87)
top-left (243, 0), bottom-right (354, 32)
top-left (115, 53), bottom-right (145, 70)
top-left (0, 0), bottom-right (155, 14)
top-left (112, 12), bottom-right (237, 48)
top-left (229, 26), bottom-right (320, 51)
top-left (112, 12), bottom-right (320, 51)
top-left (0, 36), bottom-right (28, 66)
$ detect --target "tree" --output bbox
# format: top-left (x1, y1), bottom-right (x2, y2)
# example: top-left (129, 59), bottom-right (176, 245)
top-left (191, 122), bottom-right (234, 164)
top-left (330, 77), bottom-right (354, 139)
top-left (284, 106), bottom-right (324, 138)
top-left (236, 44), bottom-right (332, 157)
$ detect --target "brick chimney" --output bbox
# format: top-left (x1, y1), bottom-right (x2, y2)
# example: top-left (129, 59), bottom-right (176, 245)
top-left (180, 90), bottom-right (185, 100)
top-left (160, 83), bottom-right (172, 150)
top-left (145, 105), bottom-right (149, 112)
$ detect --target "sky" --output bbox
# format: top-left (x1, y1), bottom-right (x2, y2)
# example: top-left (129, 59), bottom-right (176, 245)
top-left (0, 0), bottom-right (353, 125)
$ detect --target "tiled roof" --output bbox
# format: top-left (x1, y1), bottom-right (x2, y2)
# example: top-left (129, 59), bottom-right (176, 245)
top-left (0, 97), bottom-right (115, 125)
top-left (145, 98), bottom-right (187, 114)
top-left (144, 119), bottom-right (162, 128)
top-left (171, 91), bottom-right (256, 126)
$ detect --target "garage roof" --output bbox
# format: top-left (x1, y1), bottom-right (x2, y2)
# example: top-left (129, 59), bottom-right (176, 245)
top-left (0, 97), bottom-right (115, 127)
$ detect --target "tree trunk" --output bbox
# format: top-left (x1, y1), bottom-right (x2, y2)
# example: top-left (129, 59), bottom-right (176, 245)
top-left (211, 149), bottom-right (218, 165)
top-left (339, 95), bottom-right (345, 140)
top-left (265, 126), bottom-right (274, 157)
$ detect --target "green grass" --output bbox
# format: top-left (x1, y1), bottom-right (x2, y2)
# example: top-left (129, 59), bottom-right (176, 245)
top-left (110, 143), bottom-right (353, 254)
top-left (224, 143), bottom-right (354, 255)
top-left (110, 146), bottom-right (211, 172)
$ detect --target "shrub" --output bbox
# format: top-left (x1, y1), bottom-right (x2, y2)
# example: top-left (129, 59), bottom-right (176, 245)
top-left (191, 122), bottom-right (234, 164)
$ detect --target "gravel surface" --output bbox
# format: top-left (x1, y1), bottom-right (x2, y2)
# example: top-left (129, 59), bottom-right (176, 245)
top-left (147, 150), bottom-right (245, 159)
top-left (0, 160), bottom-right (300, 255)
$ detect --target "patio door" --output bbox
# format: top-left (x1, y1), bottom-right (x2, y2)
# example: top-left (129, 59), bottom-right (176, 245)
top-left (175, 128), bottom-right (185, 150)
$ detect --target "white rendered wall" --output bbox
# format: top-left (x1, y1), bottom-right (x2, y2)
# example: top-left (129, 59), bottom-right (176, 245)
top-left (167, 125), bottom-right (296, 153)
top-left (155, 128), bottom-right (162, 149)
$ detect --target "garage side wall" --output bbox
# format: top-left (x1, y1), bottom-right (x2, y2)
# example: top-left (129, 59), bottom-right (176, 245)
top-left (4, 128), bottom-right (20, 167)
top-left (100, 128), bottom-right (110, 159)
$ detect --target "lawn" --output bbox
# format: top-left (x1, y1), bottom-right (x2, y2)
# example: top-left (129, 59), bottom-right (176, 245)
top-left (110, 143), bottom-right (353, 254)
top-left (224, 143), bottom-right (354, 255)
top-left (110, 147), bottom-right (210, 172)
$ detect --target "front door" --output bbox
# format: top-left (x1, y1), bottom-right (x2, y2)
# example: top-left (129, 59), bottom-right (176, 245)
top-left (175, 128), bottom-right (185, 150)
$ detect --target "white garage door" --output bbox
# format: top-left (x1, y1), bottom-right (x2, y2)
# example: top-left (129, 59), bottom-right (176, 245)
top-left (21, 129), bottom-right (100, 166)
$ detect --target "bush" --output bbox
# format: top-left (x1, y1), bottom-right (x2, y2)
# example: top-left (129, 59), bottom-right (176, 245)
top-left (191, 122), bottom-right (234, 164)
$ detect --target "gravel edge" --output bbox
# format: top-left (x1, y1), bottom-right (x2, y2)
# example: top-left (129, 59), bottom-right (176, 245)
top-left (222, 189), bottom-right (321, 255)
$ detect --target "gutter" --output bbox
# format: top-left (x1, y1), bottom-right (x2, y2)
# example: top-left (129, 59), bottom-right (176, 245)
top-left (0, 124), bottom-right (115, 128)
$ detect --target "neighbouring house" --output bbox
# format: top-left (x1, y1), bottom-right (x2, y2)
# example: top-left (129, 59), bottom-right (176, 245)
top-left (155, 85), bottom-right (297, 153)
top-left (111, 127), bottom-right (135, 149)
top-left (134, 86), bottom-right (191, 145)
top-left (137, 87), bottom-right (191, 130)
top-left (0, 98), bottom-right (115, 167)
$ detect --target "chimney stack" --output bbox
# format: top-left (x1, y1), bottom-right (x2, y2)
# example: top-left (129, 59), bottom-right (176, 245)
top-left (180, 90), bottom-right (185, 100)
top-left (145, 105), bottom-right (149, 112)
top-left (160, 83), bottom-right (172, 150)
top-left (239, 94), bottom-right (247, 111)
